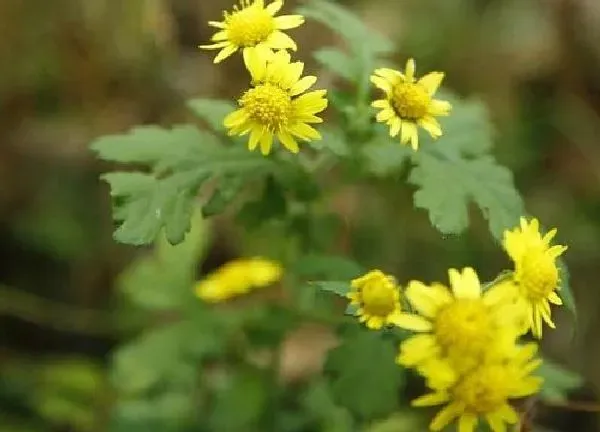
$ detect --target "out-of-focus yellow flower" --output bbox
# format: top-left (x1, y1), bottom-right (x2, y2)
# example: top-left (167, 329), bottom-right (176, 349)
top-left (502, 217), bottom-right (568, 338)
top-left (224, 49), bottom-right (328, 155)
top-left (413, 343), bottom-right (542, 432)
top-left (395, 268), bottom-right (527, 384)
top-left (347, 270), bottom-right (404, 330)
top-left (199, 0), bottom-right (304, 63)
top-left (195, 257), bottom-right (282, 303)
top-left (370, 58), bottom-right (451, 150)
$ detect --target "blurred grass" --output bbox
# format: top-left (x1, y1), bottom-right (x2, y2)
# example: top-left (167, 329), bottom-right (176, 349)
top-left (1, 0), bottom-right (600, 430)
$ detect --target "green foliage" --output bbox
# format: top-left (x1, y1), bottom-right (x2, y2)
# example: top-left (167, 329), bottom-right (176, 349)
top-left (91, 124), bottom-right (273, 245)
top-left (325, 330), bottom-right (404, 420)
top-left (187, 98), bottom-right (237, 133)
top-left (538, 358), bottom-right (584, 403)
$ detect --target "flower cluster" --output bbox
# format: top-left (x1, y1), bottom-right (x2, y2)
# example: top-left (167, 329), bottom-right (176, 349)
top-left (200, 0), bottom-right (328, 155)
top-left (346, 217), bottom-right (567, 431)
top-left (200, 1), bottom-right (456, 155)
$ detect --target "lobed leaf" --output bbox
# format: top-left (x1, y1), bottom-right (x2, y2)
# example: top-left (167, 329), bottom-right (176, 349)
top-left (187, 98), bottom-right (237, 134)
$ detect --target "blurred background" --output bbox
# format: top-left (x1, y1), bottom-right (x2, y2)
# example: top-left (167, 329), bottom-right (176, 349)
top-left (2, 0), bottom-right (600, 430)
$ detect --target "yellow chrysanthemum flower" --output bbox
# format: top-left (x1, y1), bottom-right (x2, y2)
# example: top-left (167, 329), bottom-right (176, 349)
top-left (347, 270), bottom-right (404, 330)
top-left (503, 217), bottom-right (568, 338)
top-left (199, 0), bottom-right (304, 63)
top-left (195, 257), bottom-right (282, 303)
top-left (395, 268), bottom-right (526, 382)
top-left (370, 58), bottom-right (452, 150)
top-left (413, 343), bottom-right (543, 432)
top-left (224, 49), bottom-right (328, 155)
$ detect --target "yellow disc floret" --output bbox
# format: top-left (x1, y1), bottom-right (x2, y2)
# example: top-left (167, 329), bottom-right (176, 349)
top-left (516, 248), bottom-right (559, 301)
top-left (392, 82), bottom-right (431, 120)
top-left (226, 2), bottom-right (275, 47)
top-left (239, 83), bottom-right (292, 131)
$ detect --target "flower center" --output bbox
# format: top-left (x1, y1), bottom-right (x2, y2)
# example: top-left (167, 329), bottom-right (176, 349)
top-left (517, 249), bottom-right (559, 301)
top-left (239, 83), bottom-right (292, 131)
top-left (360, 280), bottom-right (397, 317)
top-left (226, 2), bottom-right (275, 47)
top-left (434, 299), bottom-right (492, 355)
top-left (391, 82), bottom-right (431, 120)
top-left (453, 364), bottom-right (511, 414)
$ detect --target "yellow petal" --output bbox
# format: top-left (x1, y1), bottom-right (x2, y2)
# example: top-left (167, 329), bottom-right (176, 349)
top-left (289, 122), bottom-right (321, 140)
top-left (211, 30), bottom-right (228, 41)
top-left (290, 75), bottom-right (317, 96)
top-left (277, 131), bottom-right (299, 153)
top-left (449, 267), bottom-right (481, 299)
top-left (485, 411), bottom-right (507, 432)
top-left (208, 20), bottom-right (226, 28)
top-left (411, 391), bottom-right (450, 407)
top-left (376, 108), bottom-right (395, 123)
top-left (393, 313), bottom-right (433, 331)
top-left (400, 121), bottom-right (417, 147)
top-left (496, 403), bottom-right (519, 423)
top-left (213, 45), bottom-right (238, 63)
top-left (418, 71), bottom-right (444, 95)
top-left (371, 99), bottom-right (390, 109)
top-left (265, 31), bottom-right (297, 50)
top-left (223, 109), bottom-right (249, 128)
top-left (265, 0), bottom-right (283, 15)
top-left (396, 334), bottom-right (437, 365)
top-left (404, 58), bottom-right (416, 82)
top-left (458, 414), bottom-right (478, 432)
top-left (248, 126), bottom-right (265, 151)
top-left (274, 14), bottom-right (305, 29)
top-left (370, 75), bottom-right (393, 94)
top-left (429, 99), bottom-right (452, 116)
top-left (259, 131), bottom-right (274, 155)
top-left (405, 281), bottom-right (444, 318)
top-left (430, 403), bottom-right (462, 431)
top-left (418, 116), bottom-right (442, 138)
top-left (389, 117), bottom-right (402, 137)
top-left (199, 41), bottom-right (230, 49)
top-left (243, 47), bottom-right (267, 82)
top-left (548, 291), bottom-right (563, 305)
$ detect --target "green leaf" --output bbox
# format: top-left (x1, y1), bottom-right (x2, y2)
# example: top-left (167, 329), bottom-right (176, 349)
top-left (309, 126), bottom-right (351, 157)
top-left (313, 47), bottom-right (357, 82)
top-left (325, 330), bottom-right (403, 419)
top-left (409, 153), bottom-right (524, 239)
top-left (118, 207), bottom-right (208, 310)
top-left (303, 380), bottom-right (354, 432)
top-left (187, 98), bottom-right (237, 133)
top-left (538, 358), bottom-right (583, 402)
top-left (209, 368), bottom-right (269, 431)
top-left (237, 175), bottom-right (287, 228)
top-left (311, 281), bottom-right (351, 297)
top-left (90, 126), bottom-right (194, 164)
top-left (97, 125), bottom-right (273, 245)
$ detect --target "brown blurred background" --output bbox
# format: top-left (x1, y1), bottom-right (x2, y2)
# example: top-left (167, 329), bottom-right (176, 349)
top-left (2, 0), bottom-right (600, 430)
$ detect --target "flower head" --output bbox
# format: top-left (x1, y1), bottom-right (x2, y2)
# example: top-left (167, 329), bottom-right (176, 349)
top-left (195, 257), bottom-right (282, 303)
top-left (413, 343), bottom-right (542, 432)
top-left (503, 217), bottom-right (568, 338)
top-left (395, 268), bottom-right (526, 379)
top-left (200, 0), bottom-right (304, 63)
top-left (224, 49), bottom-right (328, 155)
top-left (347, 270), bottom-right (404, 330)
top-left (371, 58), bottom-right (451, 150)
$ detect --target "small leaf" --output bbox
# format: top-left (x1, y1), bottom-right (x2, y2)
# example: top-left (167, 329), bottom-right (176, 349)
top-left (313, 47), bottom-right (357, 82)
top-left (410, 153), bottom-right (524, 239)
top-left (187, 98), bottom-right (237, 133)
top-left (311, 281), bottom-right (351, 297)
top-left (325, 330), bottom-right (404, 419)
top-left (538, 358), bottom-right (583, 403)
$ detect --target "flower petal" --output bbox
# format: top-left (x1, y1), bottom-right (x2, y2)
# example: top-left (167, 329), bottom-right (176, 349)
top-left (393, 313), bottom-right (433, 331)
top-left (290, 75), bottom-right (317, 96)
top-left (428, 99), bottom-right (452, 116)
top-left (430, 403), bottom-right (462, 431)
top-left (259, 131), bottom-right (274, 155)
top-left (265, 31), bottom-right (297, 50)
top-left (404, 58), bottom-right (416, 82)
top-left (418, 116), bottom-right (442, 138)
top-left (277, 130), bottom-right (299, 153)
top-left (248, 126), bottom-right (265, 151)
top-left (274, 14), bottom-right (305, 29)
top-left (265, 0), bottom-right (283, 15)
top-left (449, 267), bottom-right (481, 299)
top-left (411, 391), bottom-right (450, 407)
top-left (458, 414), bottom-right (478, 432)
top-left (213, 45), bottom-right (238, 63)
top-left (418, 71), bottom-right (444, 95)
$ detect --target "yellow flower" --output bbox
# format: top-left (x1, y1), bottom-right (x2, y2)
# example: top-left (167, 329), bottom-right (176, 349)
top-left (195, 257), bottom-right (282, 302)
top-left (413, 343), bottom-right (543, 432)
top-left (395, 268), bottom-right (526, 380)
top-left (347, 270), bottom-right (404, 330)
top-left (371, 58), bottom-right (451, 150)
top-left (199, 0), bottom-right (304, 63)
top-left (503, 217), bottom-right (568, 338)
top-left (224, 49), bottom-right (328, 155)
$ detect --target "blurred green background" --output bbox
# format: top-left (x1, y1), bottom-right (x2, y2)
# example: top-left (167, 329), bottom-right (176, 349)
top-left (2, 0), bottom-right (600, 430)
